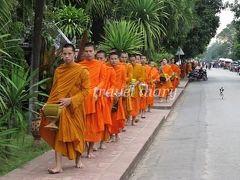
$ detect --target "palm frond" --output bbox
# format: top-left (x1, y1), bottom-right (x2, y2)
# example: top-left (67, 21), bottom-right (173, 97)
top-left (0, 66), bottom-right (49, 131)
top-left (85, 0), bottom-right (113, 18)
top-left (125, 0), bottom-right (168, 53)
top-left (52, 5), bottom-right (90, 39)
top-left (100, 20), bottom-right (143, 54)
top-left (0, 0), bottom-right (15, 32)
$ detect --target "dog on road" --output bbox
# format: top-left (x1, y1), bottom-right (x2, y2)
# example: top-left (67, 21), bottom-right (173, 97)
top-left (219, 87), bottom-right (224, 99)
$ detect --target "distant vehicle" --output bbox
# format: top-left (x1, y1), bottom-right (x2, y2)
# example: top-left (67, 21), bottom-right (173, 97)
top-left (188, 68), bottom-right (208, 81)
top-left (219, 58), bottom-right (233, 63)
top-left (230, 61), bottom-right (239, 72)
top-left (219, 58), bottom-right (233, 70)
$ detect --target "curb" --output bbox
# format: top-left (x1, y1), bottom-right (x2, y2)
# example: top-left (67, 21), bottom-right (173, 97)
top-left (120, 115), bottom-right (167, 180)
top-left (121, 80), bottom-right (189, 180)
top-left (152, 80), bottom-right (189, 110)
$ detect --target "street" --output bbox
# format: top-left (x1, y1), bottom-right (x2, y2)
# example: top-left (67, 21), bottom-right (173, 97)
top-left (130, 68), bottom-right (240, 180)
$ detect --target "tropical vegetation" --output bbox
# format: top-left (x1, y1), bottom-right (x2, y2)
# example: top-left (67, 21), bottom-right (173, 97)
top-left (0, 0), bottom-right (229, 175)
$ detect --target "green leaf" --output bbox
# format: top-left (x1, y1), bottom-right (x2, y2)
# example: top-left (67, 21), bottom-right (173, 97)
top-left (100, 20), bottom-right (143, 54)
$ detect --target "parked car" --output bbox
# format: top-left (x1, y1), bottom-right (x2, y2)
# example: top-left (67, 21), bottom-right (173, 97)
top-left (230, 61), bottom-right (239, 72)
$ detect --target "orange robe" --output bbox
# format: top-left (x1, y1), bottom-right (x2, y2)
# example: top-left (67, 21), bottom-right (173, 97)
top-left (110, 63), bottom-right (126, 134)
top-left (180, 64), bottom-right (186, 78)
top-left (170, 64), bottom-right (181, 90)
top-left (145, 65), bottom-right (154, 107)
top-left (148, 67), bottom-right (160, 106)
top-left (140, 64), bottom-right (147, 111)
top-left (160, 64), bottom-right (173, 98)
top-left (79, 60), bottom-right (105, 142)
top-left (186, 63), bottom-right (192, 75)
top-left (121, 63), bottom-right (133, 119)
top-left (131, 63), bottom-right (144, 118)
top-left (101, 63), bottom-right (116, 140)
top-left (40, 63), bottom-right (89, 160)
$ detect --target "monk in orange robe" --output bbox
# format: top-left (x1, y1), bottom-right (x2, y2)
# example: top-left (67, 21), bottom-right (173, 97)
top-left (159, 59), bottom-right (173, 102)
top-left (150, 64), bottom-right (160, 106)
top-left (120, 52), bottom-right (133, 125)
top-left (180, 63), bottom-right (187, 78)
top-left (129, 54), bottom-right (144, 125)
top-left (79, 42), bottom-right (105, 158)
top-left (186, 61), bottom-right (193, 75)
top-left (145, 61), bottom-right (155, 112)
top-left (96, 50), bottom-right (116, 148)
top-left (40, 43), bottom-right (89, 173)
top-left (170, 59), bottom-right (181, 91)
top-left (109, 52), bottom-right (126, 141)
top-left (140, 55), bottom-right (148, 118)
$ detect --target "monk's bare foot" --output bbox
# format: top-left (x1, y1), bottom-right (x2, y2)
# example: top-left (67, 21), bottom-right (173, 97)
top-left (48, 167), bottom-right (63, 174)
top-left (93, 146), bottom-right (98, 151)
top-left (75, 160), bottom-right (84, 168)
top-left (122, 128), bottom-right (126, 132)
top-left (115, 135), bottom-right (120, 142)
top-left (87, 153), bottom-right (96, 159)
top-left (109, 136), bottom-right (116, 142)
top-left (131, 120), bottom-right (136, 126)
top-left (135, 119), bottom-right (139, 123)
top-left (99, 144), bottom-right (106, 150)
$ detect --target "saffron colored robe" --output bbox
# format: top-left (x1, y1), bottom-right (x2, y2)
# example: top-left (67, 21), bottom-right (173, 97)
top-left (149, 67), bottom-right (160, 105)
top-left (110, 63), bottom-right (126, 134)
top-left (145, 65), bottom-right (154, 107)
top-left (159, 64), bottom-right (173, 98)
top-left (170, 64), bottom-right (181, 90)
top-left (140, 64), bottom-right (147, 111)
top-left (101, 63), bottom-right (116, 140)
top-left (40, 63), bottom-right (89, 160)
top-left (79, 60), bottom-right (105, 142)
top-left (121, 62), bottom-right (133, 119)
top-left (131, 63), bottom-right (144, 118)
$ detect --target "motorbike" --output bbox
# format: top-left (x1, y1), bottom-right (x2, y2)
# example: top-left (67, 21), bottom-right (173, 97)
top-left (188, 68), bottom-right (208, 81)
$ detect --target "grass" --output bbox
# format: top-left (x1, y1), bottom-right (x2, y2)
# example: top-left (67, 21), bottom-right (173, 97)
top-left (0, 135), bottom-right (50, 176)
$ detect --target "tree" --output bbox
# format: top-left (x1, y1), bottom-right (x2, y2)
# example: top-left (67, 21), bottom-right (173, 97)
top-left (83, 0), bottom-right (114, 43)
top-left (29, 0), bottom-right (45, 130)
top-left (202, 22), bottom-right (236, 61)
top-left (160, 0), bottom-right (195, 54)
top-left (182, 0), bottom-right (223, 58)
top-left (50, 5), bottom-right (90, 40)
top-left (124, 0), bottom-right (167, 56)
top-left (230, 0), bottom-right (240, 59)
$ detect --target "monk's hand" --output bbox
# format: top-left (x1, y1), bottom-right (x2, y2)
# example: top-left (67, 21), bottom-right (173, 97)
top-left (59, 98), bottom-right (71, 107)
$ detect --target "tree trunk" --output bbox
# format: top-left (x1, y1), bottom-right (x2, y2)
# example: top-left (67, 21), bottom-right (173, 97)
top-left (91, 17), bottom-right (104, 44)
top-left (28, 0), bottom-right (45, 133)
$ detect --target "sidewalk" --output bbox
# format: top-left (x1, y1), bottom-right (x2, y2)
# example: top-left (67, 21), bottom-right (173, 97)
top-left (1, 80), bottom-right (188, 180)
top-left (153, 79), bottom-right (188, 110)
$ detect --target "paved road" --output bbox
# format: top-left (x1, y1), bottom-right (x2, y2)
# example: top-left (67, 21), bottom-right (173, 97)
top-left (130, 69), bottom-right (240, 180)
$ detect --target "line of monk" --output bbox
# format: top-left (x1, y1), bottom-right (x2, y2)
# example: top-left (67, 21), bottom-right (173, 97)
top-left (39, 42), bottom-right (182, 174)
